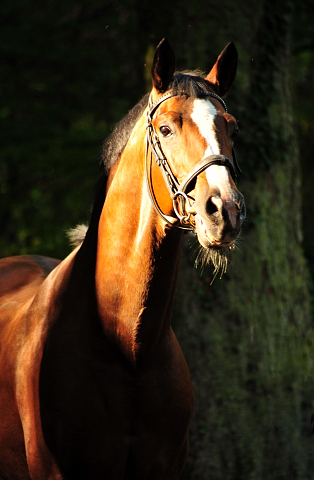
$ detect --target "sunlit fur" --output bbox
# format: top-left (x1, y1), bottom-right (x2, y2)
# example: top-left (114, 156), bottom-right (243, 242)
top-left (0, 40), bottom-right (242, 479)
top-left (67, 70), bottom-right (238, 273)
top-left (100, 71), bottom-right (220, 175)
top-left (69, 71), bottom-right (241, 274)
top-left (66, 71), bottom-right (239, 273)
top-left (94, 71), bottom-right (237, 272)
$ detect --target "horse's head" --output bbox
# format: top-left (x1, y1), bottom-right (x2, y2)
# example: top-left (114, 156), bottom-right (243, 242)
top-left (147, 39), bottom-right (245, 269)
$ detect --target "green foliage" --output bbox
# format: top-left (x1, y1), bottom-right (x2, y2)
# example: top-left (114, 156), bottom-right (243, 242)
top-left (176, 169), bottom-right (314, 478)
top-left (0, 0), bottom-right (144, 258)
top-left (291, 0), bottom-right (314, 277)
top-left (238, 0), bottom-right (293, 177)
top-left (174, 0), bottom-right (314, 478)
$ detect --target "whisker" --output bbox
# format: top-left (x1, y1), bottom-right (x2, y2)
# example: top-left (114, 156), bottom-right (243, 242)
top-left (189, 239), bottom-right (231, 282)
top-left (233, 235), bottom-right (244, 255)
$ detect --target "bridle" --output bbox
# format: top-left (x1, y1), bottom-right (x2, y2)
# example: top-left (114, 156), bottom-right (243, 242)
top-left (145, 90), bottom-right (242, 230)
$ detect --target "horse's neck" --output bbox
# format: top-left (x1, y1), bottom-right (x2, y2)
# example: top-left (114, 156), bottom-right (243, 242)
top-left (95, 116), bottom-right (182, 365)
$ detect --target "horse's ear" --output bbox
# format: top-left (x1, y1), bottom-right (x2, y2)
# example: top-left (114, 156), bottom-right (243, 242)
top-left (205, 42), bottom-right (238, 97)
top-left (151, 38), bottom-right (176, 93)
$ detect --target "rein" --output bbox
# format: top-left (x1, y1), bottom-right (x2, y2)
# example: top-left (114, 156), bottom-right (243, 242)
top-left (145, 90), bottom-right (242, 230)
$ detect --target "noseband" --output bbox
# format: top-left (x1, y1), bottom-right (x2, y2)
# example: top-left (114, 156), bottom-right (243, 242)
top-left (145, 90), bottom-right (242, 230)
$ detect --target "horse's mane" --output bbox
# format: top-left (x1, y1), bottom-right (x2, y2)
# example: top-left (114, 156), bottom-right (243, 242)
top-left (76, 71), bottom-right (215, 249)
top-left (100, 93), bottom-right (150, 174)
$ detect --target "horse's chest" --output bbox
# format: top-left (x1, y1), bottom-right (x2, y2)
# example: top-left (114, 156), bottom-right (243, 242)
top-left (40, 346), bottom-right (193, 479)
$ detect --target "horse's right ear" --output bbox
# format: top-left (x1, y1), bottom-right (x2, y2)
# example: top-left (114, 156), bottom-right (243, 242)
top-left (151, 38), bottom-right (176, 93)
top-left (205, 42), bottom-right (238, 97)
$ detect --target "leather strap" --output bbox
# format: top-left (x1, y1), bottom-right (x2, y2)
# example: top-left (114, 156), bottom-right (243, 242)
top-left (179, 155), bottom-right (236, 195)
top-left (145, 90), bottom-right (241, 228)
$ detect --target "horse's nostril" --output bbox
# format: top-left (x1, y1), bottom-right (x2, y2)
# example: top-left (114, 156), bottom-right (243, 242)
top-left (206, 196), bottom-right (222, 216)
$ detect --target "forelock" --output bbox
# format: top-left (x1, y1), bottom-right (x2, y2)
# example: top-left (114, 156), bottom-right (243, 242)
top-left (169, 71), bottom-right (214, 98)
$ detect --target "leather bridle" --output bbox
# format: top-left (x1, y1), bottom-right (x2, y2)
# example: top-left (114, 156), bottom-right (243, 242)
top-left (145, 90), bottom-right (242, 230)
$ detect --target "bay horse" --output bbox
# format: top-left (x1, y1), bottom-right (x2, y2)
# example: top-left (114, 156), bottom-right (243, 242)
top-left (0, 39), bottom-right (245, 479)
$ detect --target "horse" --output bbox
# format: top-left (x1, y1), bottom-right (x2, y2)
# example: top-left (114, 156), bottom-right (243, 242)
top-left (0, 38), bottom-right (245, 479)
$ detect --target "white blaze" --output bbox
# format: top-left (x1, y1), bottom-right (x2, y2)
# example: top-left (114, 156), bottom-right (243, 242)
top-left (191, 98), bottom-right (230, 190)
top-left (191, 98), bottom-right (220, 156)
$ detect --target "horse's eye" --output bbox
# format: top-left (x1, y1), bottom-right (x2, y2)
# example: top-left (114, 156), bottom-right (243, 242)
top-left (160, 126), bottom-right (172, 137)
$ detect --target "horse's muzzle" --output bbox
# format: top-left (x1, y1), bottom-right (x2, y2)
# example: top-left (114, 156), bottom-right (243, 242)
top-left (194, 187), bottom-right (245, 249)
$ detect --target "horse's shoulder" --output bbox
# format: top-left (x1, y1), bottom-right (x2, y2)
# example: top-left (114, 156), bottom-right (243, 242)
top-left (0, 254), bottom-right (62, 386)
top-left (0, 255), bottom-right (64, 480)
top-left (0, 255), bottom-right (60, 299)
top-left (0, 255), bottom-right (60, 297)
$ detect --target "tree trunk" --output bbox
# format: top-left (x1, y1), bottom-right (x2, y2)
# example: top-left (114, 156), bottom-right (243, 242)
top-left (175, 0), bottom-right (313, 478)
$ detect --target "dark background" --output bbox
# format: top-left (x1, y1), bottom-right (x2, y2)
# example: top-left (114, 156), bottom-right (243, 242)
top-left (1, 0), bottom-right (314, 478)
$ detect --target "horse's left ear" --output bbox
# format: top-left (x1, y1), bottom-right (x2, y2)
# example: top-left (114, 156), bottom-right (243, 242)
top-left (152, 38), bottom-right (176, 93)
top-left (206, 42), bottom-right (238, 97)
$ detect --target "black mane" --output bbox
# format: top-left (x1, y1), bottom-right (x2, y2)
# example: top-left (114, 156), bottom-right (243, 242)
top-left (100, 93), bottom-right (149, 174)
top-left (83, 71), bottom-right (215, 249)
